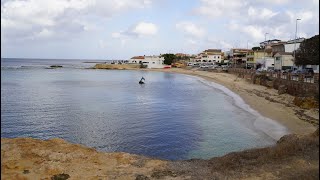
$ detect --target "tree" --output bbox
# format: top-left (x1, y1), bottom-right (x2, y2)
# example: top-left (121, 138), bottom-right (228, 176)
top-left (252, 46), bottom-right (261, 51)
top-left (161, 54), bottom-right (176, 65)
top-left (295, 35), bottom-right (319, 66)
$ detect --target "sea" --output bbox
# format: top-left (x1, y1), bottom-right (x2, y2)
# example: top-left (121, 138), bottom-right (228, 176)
top-left (1, 58), bottom-right (289, 160)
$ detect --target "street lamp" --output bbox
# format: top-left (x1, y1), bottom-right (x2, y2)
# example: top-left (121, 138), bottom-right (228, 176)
top-left (263, 33), bottom-right (268, 60)
top-left (293, 18), bottom-right (301, 68)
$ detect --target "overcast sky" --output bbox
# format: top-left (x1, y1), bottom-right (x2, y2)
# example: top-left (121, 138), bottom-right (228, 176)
top-left (1, 0), bottom-right (319, 59)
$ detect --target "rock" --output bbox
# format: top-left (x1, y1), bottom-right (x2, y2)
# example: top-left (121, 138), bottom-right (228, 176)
top-left (277, 134), bottom-right (300, 144)
top-left (278, 85), bottom-right (288, 95)
top-left (266, 80), bottom-right (274, 88)
top-left (151, 170), bottom-right (177, 178)
top-left (135, 174), bottom-right (150, 180)
top-left (293, 97), bottom-right (319, 109)
top-left (51, 173), bottom-right (70, 180)
top-left (312, 128), bottom-right (319, 137)
top-left (50, 65), bottom-right (63, 68)
top-left (23, 170), bottom-right (30, 174)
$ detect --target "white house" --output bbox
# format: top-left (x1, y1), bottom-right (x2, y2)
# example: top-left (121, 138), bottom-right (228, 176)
top-left (129, 56), bottom-right (145, 64)
top-left (284, 38), bottom-right (305, 52)
top-left (128, 55), bottom-right (166, 68)
top-left (274, 52), bottom-right (294, 70)
top-left (190, 49), bottom-right (222, 63)
top-left (142, 55), bottom-right (165, 68)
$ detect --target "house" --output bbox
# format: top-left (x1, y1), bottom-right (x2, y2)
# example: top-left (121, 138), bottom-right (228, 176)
top-left (129, 55), bottom-right (166, 68)
top-left (202, 49), bottom-right (223, 63)
top-left (142, 55), bottom-right (165, 69)
top-left (129, 56), bottom-right (145, 64)
top-left (229, 48), bottom-right (250, 68)
top-left (260, 39), bottom-right (283, 49)
top-left (271, 38), bottom-right (305, 55)
top-left (274, 52), bottom-right (294, 70)
top-left (189, 49), bottom-right (222, 63)
top-left (246, 49), bottom-right (272, 69)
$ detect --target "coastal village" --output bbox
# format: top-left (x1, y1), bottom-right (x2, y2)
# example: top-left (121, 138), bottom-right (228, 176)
top-left (2, 0), bottom-right (319, 179)
top-left (125, 35), bottom-right (319, 73)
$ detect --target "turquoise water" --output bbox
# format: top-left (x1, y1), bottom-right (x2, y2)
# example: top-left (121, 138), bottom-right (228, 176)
top-left (1, 58), bottom-right (289, 160)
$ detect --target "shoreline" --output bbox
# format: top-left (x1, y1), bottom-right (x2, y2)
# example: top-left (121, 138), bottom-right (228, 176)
top-left (2, 66), bottom-right (319, 179)
top-left (2, 129), bottom-right (318, 179)
top-left (136, 68), bottom-right (318, 135)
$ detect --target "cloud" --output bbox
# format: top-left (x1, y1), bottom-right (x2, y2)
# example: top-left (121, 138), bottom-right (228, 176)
top-left (206, 37), bottom-right (233, 50)
top-left (193, 0), bottom-right (248, 19)
top-left (247, 7), bottom-right (278, 20)
top-left (1, 0), bottom-right (153, 42)
top-left (175, 21), bottom-right (206, 38)
top-left (131, 22), bottom-right (158, 37)
top-left (112, 21), bottom-right (158, 40)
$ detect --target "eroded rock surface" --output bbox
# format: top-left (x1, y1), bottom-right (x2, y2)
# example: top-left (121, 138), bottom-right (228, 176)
top-left (2, 129), bottom-right (319, 180)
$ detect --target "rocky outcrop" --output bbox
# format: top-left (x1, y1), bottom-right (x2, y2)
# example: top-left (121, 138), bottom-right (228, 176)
top-left (293, 96), bottom-right (319, 109)
top-left (93, 64), bottom-right (141, 70)
top-left (1, 129), bottom-right (319, 180)
top-left (278, 85), bottom-right (288, 95)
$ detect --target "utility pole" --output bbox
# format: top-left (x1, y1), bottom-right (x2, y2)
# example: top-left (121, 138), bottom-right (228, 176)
top-left (263, 33), bottom-right (268, 70)
top-left (293, 18), bottom-right (301, 70)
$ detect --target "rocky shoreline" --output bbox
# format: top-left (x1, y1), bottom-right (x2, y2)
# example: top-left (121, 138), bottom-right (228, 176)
top-left (1, 129), bottom-right (318, 179)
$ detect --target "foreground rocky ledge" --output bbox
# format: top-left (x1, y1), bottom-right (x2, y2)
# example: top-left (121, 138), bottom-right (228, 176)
top-left (1, 129), bottom-right (319, 180)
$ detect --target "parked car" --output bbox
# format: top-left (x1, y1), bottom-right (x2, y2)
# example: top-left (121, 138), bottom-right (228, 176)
top-left (281, 69), bottom-right (293, 74)
top-left (192, 63), bottom-right (200, 67)
top-left (200, 64), bottom-right (209, 68)
top-left (187, 62), bottom-right (194, 66)
top-left (291, 68), bottom-right (314, 76)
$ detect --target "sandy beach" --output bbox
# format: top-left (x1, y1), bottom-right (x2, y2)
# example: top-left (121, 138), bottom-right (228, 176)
top-left (138, 68), bottom-right (318, 135)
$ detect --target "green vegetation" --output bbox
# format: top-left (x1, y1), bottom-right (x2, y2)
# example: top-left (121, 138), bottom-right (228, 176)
top-left (295, 34), bottom-right (319, 66)
top-left (252, 46), bottom-right (261, 51)
top-left (161, 54), bottom-right (176, 65)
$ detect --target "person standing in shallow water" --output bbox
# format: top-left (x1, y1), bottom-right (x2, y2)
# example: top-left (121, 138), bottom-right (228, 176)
top-left (139, 77), bottom-right (145, 84)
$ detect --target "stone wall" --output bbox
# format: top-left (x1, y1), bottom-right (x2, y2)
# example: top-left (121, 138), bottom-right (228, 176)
top-left (228, 68), bottom-right (319, 98)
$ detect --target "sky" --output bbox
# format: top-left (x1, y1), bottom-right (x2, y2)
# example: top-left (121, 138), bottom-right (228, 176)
top-left (1, 0), bottom-right (319, 59)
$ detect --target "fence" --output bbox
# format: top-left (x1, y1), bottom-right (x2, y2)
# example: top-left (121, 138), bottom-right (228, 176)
top-left (228, 68), bottom-right (319, 84)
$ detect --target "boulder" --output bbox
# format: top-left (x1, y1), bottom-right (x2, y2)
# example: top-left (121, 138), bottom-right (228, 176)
top-left (278, 85), bottom-right (288, 95)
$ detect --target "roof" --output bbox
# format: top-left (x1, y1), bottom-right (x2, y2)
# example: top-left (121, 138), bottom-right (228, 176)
top-left (131, 56), bottom-right (145, 59)
top-left (286, 38), bottom-right (305, 44)
top-left (274, 52), bottom-right (293, 56)
top-left (231, 48), bottom-right (250, 53)
top-left (260, 39), bottom-right (282, 43)
top-left (175, 53), bottom-right (188, 56)
top-left (204, 49), bottom-right (222, 53)
top-left (271, 42), bottom-right (286, 46)
top-left (257, 49), bottom-right (272, 53)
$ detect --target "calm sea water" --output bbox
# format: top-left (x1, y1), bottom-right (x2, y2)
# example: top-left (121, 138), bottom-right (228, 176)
top-left (1, 58), bottom-right (289, 160)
